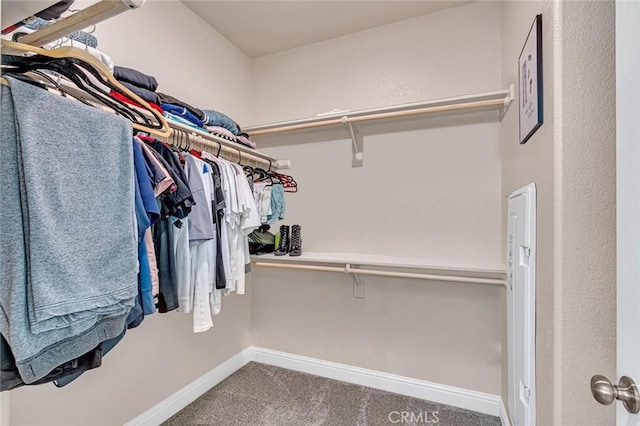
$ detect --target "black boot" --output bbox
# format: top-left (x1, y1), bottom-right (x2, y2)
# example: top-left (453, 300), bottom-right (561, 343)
top-left (289, 225), bottom-right (302, 256)
top-left (275, 225), bottom-right (290, 256)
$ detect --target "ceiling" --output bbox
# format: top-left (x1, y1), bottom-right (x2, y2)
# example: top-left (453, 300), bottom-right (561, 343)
top-left (182, 1), bottom-right (472, 58)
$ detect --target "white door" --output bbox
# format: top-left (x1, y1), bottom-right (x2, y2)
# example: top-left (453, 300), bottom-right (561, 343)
top-left (617, 0), bottom-right (640, 423)
top-left (591, 1), bottom-right (640, 424)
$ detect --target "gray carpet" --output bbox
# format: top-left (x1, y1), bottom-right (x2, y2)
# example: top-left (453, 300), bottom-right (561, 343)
top-left (164, 362), bottom-right (502, 426)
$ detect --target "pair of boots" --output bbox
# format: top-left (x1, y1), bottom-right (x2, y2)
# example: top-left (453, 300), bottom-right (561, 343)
top-left (275, 225), bottom-right (302, 256)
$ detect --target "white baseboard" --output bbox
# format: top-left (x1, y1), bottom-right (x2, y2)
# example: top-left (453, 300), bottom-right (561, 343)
top-left (124, 347), bottom-right (253, 426)
top-left (251, 346), bottom-right (501, 417)
top-left (499, 399), bottom-right (512, 426)
top-left (125, 346), bottom-right (504, 425)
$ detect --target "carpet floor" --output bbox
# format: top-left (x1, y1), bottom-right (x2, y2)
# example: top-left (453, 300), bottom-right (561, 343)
top-left (164, 362), bottom-right (502, 426)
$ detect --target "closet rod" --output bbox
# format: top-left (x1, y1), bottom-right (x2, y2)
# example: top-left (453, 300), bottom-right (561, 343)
top-left (9, 0), bottom-right (146, 50)
top-left (245, 88), bottom-right (514, 136)
top-left (249, 99), bottom-right (504, 136)
top-left (252, 262), bottom-right (506, 286)
top-left (164, 121), bottom-right (285, 170)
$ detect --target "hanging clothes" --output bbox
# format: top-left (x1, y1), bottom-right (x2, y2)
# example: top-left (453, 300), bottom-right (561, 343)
top-left (0, 45), bottom-right (296, 392)
top-left (0, 76), bottom-right (138, 384)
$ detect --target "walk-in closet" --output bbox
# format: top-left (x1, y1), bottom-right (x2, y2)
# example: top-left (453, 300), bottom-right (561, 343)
top-left (0, 1), bottom-right (618, 426)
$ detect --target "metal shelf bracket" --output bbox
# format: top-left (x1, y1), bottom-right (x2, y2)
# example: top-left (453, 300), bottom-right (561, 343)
top-left (500, 83), bottom-right (516, 121)
top-left (342, 117), bottom-right (364, 167)
top-left (345, 264), bottom-right (366, 298)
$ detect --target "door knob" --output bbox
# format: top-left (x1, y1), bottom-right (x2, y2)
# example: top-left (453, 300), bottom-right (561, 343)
top-left (591, 374), bottom-right (640, 414)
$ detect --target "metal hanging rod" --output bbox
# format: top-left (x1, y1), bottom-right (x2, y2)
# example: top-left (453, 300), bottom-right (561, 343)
top-left (162, 122), bottom-right (287, 170)
top-left (9, 0), bottom-right (146, 51)
top-left (252, 262), bottom-right (506, 286)
top-left (245, 86), bottom-right (515, 137)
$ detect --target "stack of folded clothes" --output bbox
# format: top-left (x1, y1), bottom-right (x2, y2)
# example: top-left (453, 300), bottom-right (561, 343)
top-left (112, 66), bottom-right (162, 113)
top-left (158, 92), bottom-right (207, 130)
top-left (203, 109), bottom-right (256, 149)
top-left (109, 65), bottom-right (258, 149)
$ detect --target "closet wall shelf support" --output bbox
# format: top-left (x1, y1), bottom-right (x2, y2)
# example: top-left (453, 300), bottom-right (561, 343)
top-left (252, 253), bottom-right (507, 287)
top-left (348, 264), bottom-right (366, 298)
top-left (500, 84), bottom-right (516, 121)
top-left (7, 0), bottom-right (147, 53)
top-left (344, 120), bottom-right (364, 167)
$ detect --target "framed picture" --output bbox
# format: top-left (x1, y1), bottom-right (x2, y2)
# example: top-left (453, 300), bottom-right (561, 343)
top-left (519, 14), bottom-right (543, 144)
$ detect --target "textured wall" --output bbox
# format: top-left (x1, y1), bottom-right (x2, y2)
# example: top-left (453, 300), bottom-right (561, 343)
top-left (251, 1), bottom-right (504, 395)
top-left (500, 2), bottom-right (556, 423)
top-left (554, 2), bottom-right (616, 424)
top-left (501, 1), bottom-right (616, 424)
top-left (252, 1), bottom-right (502, 125)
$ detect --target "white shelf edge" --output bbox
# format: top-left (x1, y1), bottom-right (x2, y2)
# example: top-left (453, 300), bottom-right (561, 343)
top-left (251, 252), bottom-right (506, 279)
top-left (244, 88), bottom-right (513, 133)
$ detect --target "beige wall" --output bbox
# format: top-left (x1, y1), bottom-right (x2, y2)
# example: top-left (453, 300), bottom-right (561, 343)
top-left (253, 1), bottom-right (502, 125)
top-left (5, 1), bottom-right (255, 425)
top-left (501, 1), bottom-right (616, 424)
top-left (554, 1), bottom-right (616, 424)
top-left (500, 2), bottom-right (556, 423)
top-left (251, 1), bottom-right (504, 395)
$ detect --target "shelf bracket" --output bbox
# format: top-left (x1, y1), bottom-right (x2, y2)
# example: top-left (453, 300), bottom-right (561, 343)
top-left (500, 83), bottom-right (516, 121)
top-left (345, 264), bottom-right (366, 298)
top-left (342, 117), bottom-right (363, 167)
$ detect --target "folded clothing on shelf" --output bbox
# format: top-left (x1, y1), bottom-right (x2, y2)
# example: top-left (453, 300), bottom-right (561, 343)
top-left (158, 92), bottom-right (207, 123)
top-left (163, 112), bottom-right (205, 131)
top-left (237, 133), bottom-right (257, 149)
top-left (205, 125), bottom-right (236, 142)
top-left (203, 109), bottom-right (239, 135)
top-left (161, 103), bottom-right (204, 128)
top-left (119, 81), bottom-right (160, 105)
top-left (111, 91), bottom-right (162, 113)
top-left (113, 66), bottom-right (158, 92)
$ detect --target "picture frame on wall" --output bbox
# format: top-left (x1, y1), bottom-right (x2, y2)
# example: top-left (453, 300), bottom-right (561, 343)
top-left (519, 14), bottom-right (543, 144)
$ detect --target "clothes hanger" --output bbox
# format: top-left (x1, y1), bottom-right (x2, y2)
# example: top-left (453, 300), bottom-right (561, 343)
top-left (27, 69), bottom-right (95, 107)
top-left (2, 56), bottom-right (141, 123)
top-left (1, 39), bottom-right (170, 137)
top-left (2, 53), bottom-right (157, 126)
